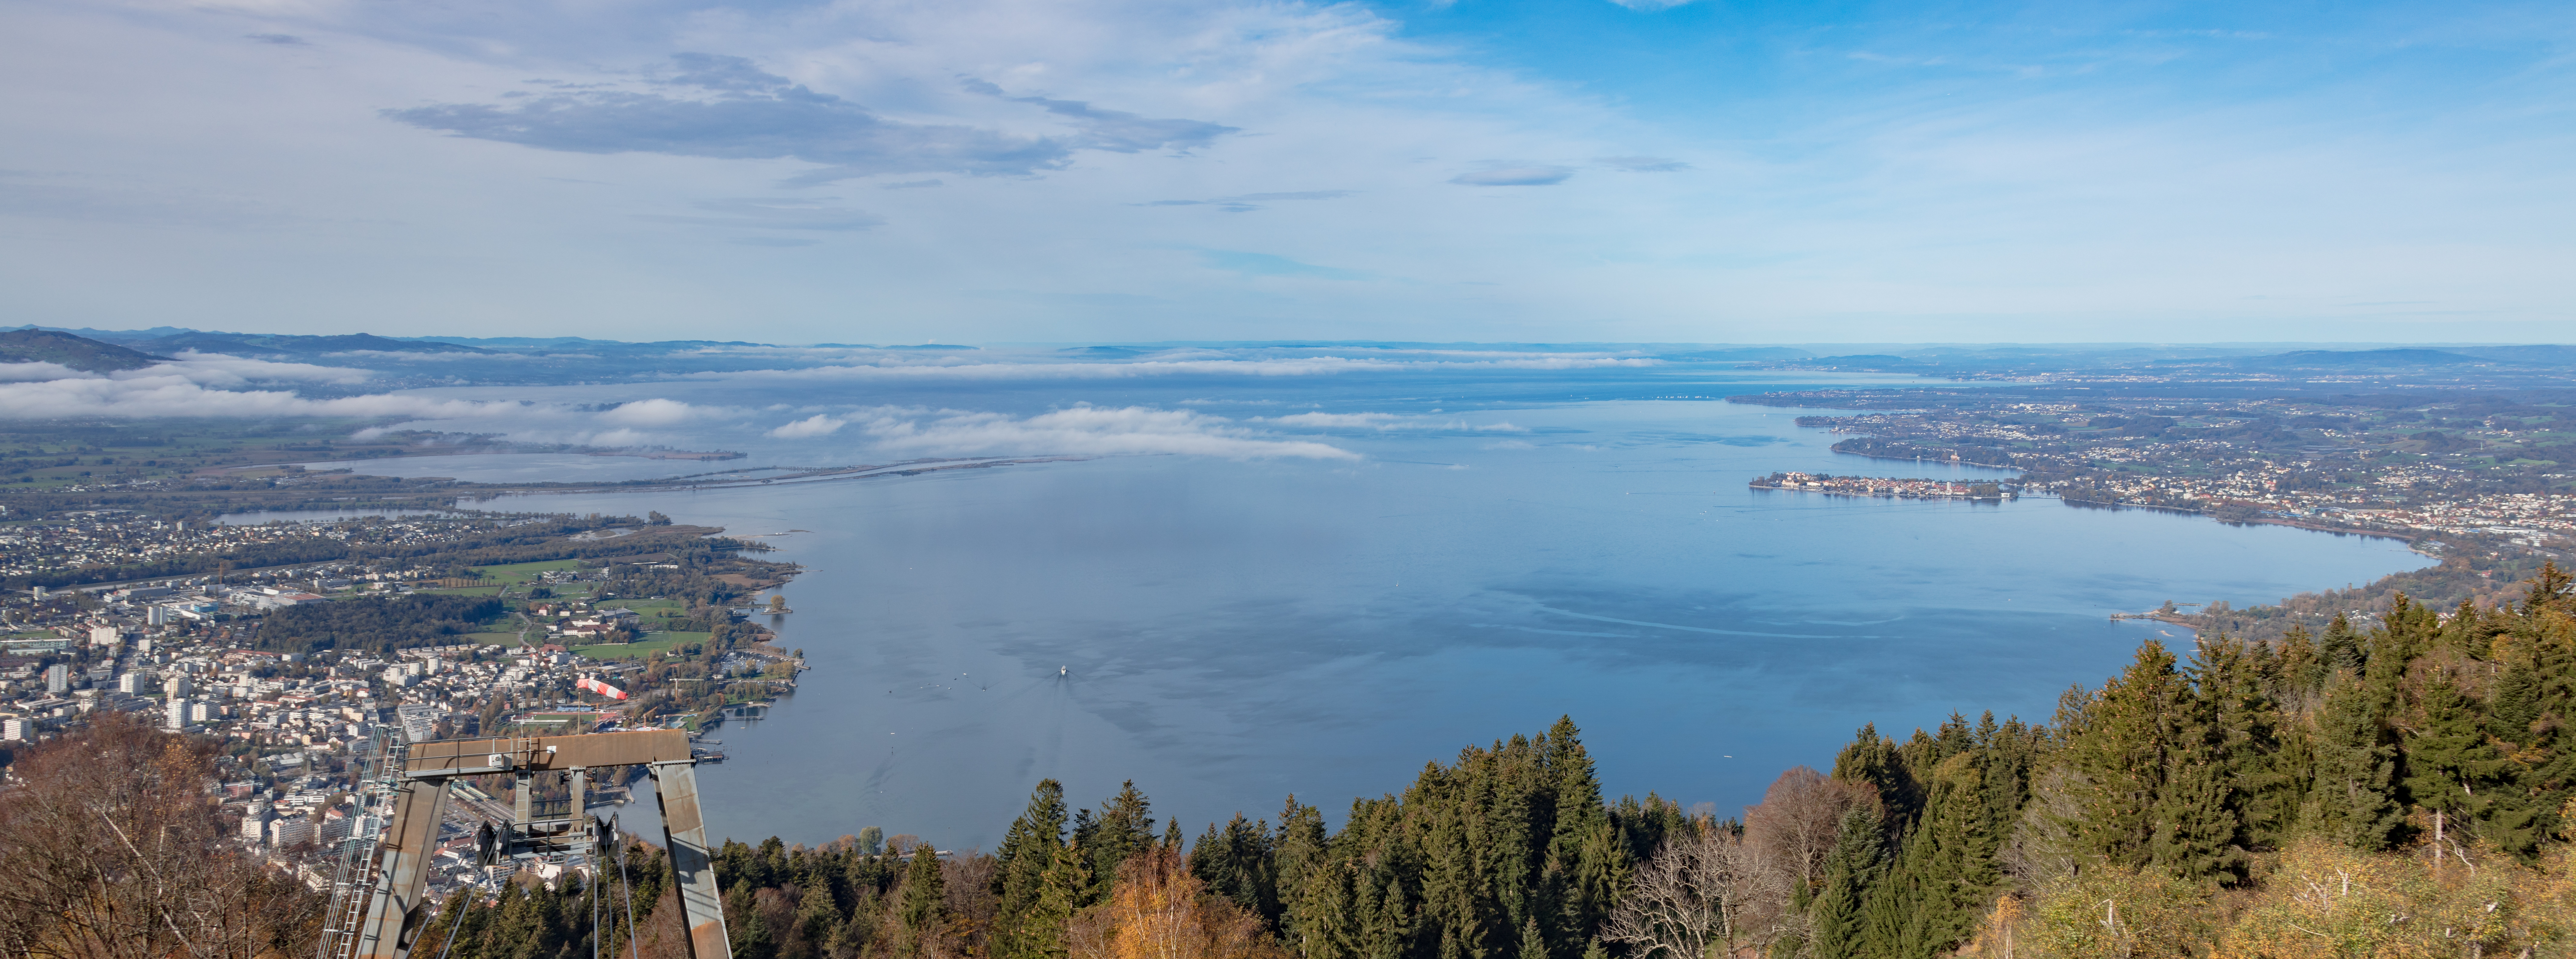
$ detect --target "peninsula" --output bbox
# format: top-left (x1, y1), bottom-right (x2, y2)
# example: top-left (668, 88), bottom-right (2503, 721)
top-left (1748, 471), bottom-right (2009, 500)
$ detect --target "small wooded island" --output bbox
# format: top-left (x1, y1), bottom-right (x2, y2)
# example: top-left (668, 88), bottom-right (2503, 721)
top-left (1750, 470), bottom-right (2011, 500)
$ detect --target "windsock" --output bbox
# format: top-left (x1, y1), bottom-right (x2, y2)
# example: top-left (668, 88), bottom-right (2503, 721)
top-left (577, 676), bottom-right (627, 700)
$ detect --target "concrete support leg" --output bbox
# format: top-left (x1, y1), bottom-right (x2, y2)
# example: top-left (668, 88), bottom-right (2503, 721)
top-left (650, 761), bottom-right (731, 959)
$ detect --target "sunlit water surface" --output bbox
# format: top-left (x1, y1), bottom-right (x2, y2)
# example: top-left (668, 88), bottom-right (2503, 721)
top-left (329, 376), bottom-right (2430, 848)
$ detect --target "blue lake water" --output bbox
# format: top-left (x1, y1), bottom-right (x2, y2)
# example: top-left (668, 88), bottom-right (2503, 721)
top-left (358, 368), bottom-right (2431, 850)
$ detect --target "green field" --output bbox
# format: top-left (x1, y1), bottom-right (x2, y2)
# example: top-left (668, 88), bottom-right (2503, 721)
top-left (571, 630), bottom-right (706, 660)
top-left (462, 631), bottom-right (525, 646)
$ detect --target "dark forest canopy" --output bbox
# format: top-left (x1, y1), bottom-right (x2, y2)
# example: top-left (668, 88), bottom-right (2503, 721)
top-left (256, 593), bottom-right (505, 653)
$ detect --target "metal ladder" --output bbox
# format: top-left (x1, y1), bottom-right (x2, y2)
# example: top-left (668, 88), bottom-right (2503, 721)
top-left (316, 735), bottom-right (406, 959)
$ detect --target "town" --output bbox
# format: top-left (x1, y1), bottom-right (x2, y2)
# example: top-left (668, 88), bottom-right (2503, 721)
top-left (1738, 392), bottom-right (2576, 552)
top-left (1748, 471), bottom-right (2009, 500)
top-left (0, 517), bottom-right (800, 901)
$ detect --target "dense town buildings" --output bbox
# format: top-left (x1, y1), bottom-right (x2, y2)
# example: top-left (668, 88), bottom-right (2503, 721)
top-left (0, 536), bottom-right (795, 901)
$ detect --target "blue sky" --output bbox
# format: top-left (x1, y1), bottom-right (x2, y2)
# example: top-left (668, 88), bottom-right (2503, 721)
top-left (1, 0), bottom-right (2569, 343)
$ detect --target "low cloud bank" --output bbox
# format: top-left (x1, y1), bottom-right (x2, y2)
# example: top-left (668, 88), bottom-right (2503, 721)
top-left (769, 414), bottom-right (846, 438)
top-left (1261, 412), bottom-right (1528, 432)
top-left (0, 375), bottom-right (506, 420)
top-left (856, 405), bottom-right (1357, 460)
top-left (707, 355), bottom-right (1656, 381)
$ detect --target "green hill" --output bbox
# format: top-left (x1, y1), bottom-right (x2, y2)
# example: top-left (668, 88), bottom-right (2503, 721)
top-left (0, 328), bottom-right (168, 372)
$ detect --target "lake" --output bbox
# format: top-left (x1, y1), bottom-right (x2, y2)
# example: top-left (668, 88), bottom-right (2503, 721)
top-left (375, 375), bottom-right (2433, 850)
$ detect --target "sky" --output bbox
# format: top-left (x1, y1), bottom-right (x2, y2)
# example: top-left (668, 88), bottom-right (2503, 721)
top-left (2, 0), bottom-right (2571, 345)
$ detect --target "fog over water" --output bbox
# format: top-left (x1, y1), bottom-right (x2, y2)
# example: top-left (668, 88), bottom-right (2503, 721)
top-left (353, 367), bottom-right (2430, 849)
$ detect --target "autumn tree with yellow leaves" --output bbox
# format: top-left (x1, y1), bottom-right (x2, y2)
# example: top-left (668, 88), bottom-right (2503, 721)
top-left (1066, 848), bottom-right (1283, 959)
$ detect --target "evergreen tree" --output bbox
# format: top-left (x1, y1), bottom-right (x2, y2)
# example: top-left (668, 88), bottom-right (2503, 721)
top-left (1856, 819), bottom-right (1924, 959)
top-left (790, 883), bottom-right (842, 959)
top-left (1077, 780), bottom-right (1158, 899)
top-left (2525, 559), bottom-right (2571, 614)
top-left (2405, 673), bottom-right (2513, 851)
top-left (993, 780), bottom-right (1070, 959)
top-left (1915, 751), bottom-right (2003, 951)
top-left (1020, 840), bottom-right (1089, 959)
top-left (2277, 624), bottom-right (2325, 703)
top-left (1832, 725), bottom-right (1921, 826)
top-left (2306, 669), bottom-right (2406, 851)
top-left (727, 882), bottom-right (777, 959)
top-left (2321, 614), bottom-right (2363, 674)
top-left (1516, 918), bottom-right (1548, 959)
top-left (2146, 737), bottom-right (2242, 884)
top-left (1191, 812), bottom-right (1281, 928)
top-left (1545, 718), bottom-right (1626, 958)
top-left (2196, 638), bottom-right (2293, 852)
top-left (2058, 641), bottom-right (2234, 872)
top-left (1809, 803), bottom-right (1884, 959)
top-left (899, 844), bottom-right (947, 947)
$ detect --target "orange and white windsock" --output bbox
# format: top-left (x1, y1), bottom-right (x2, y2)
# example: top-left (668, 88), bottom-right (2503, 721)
top-left (578, 676), bottom-right (627, 700)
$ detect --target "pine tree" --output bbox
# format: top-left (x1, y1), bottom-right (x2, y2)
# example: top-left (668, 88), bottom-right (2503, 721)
top-left (1856, 820), bottom-right (1923, 959)
top-left (2058, 642), bottom-right (2200, 868)
top-left (2200, 638), bottom-right (2294, 851)
top-left (1018, 840), bottom-right (1089, 959)
top-left (2276, 623), bottom-right (2320, 692)
top-left (2525, 559), bottom-right (2571, 614)
top-left (1516, 918), bottom-right (1548, 959)
top-left (1832, 724), bottom-right (1921, 825)
top-left (2146, 737), bottom-right (2242, 884)
top-left (1809, 803), bottom-right (1884, 959)
top-left (728, 881), bottom-right (777, 959)
top-left (2307, 669), bottom-right (2405, 851)
top-left (994, 780), bottom-right (1070, 959)
top-left (1915, 751), bottom-right (2002, 952)
top-left (1545, 716), bottom-right (1622, 953)
top-left (1080, 780), bottom-right (1158, 895)
top-left (790, 882), bottom-right (842, 959)
top-left (2321, 614), bottom-right (2363, 674)
top-left (2405, 672), bottom-right (2514, 853)
top-left (1274, 796), bottom-right (1330, 951)
top-left (1192, 813), bottom-right (1280, 927)
top-left (899, 844), bottom-right (947, 948)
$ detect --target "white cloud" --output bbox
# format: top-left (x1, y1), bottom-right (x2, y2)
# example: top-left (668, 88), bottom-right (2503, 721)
top-left (769, 413), bottom-right (846, 438)
top-left (0, 352), bottom-right (376, 387)
top-left (1261, 411), bottom-right (1400, 427)
top-left (858, 404), bottom-right (1356, 459)
top-left (0, 374), bottom-right (511, 419)
top-left (709, 355), bottom-right (1656, 381)
top-left (158, 352), bottom-right (376, 385)
top-left (594, 398), bottom-right (708, 426)
top-left (0, 361), bottom-right (85, 382)
top-left (328, 349), bottom-right (555, 361)
top-left (1257, 411), bottom-right (1530, 432)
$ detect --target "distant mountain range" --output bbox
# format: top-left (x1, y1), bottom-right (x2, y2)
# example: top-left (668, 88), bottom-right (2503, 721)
top-left (0, 329), bottom-right (167, 372)
top-left (131, 331), bottom-right (496, 357)
top-left (6, 325), bottom-right (2573, 377)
